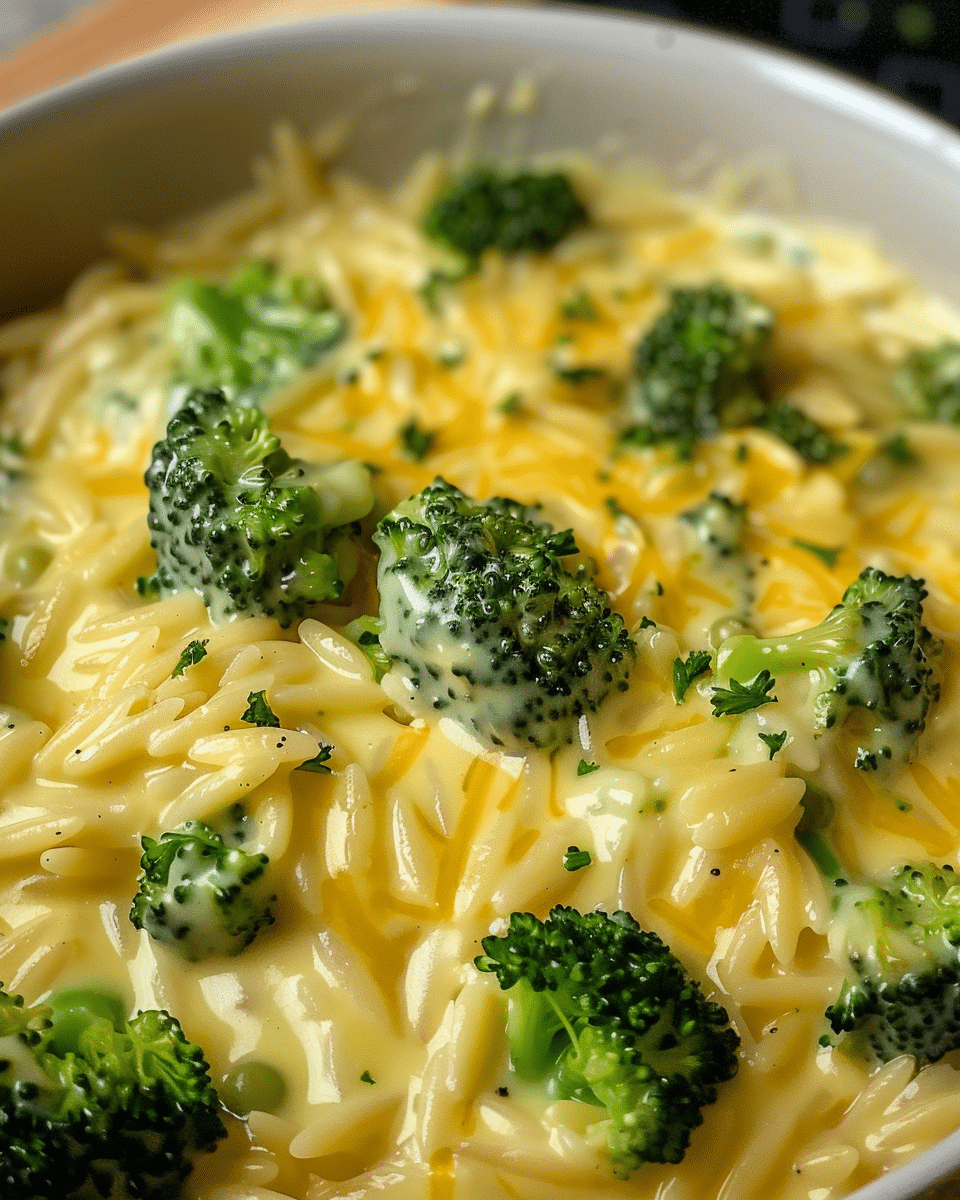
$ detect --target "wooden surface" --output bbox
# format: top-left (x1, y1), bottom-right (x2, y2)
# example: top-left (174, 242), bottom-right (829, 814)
top-left (0, 0), bottom-right (436, 112)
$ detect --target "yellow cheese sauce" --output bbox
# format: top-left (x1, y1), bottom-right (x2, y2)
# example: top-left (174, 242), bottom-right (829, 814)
top-left (2, 126), bottom-right (960, 1199)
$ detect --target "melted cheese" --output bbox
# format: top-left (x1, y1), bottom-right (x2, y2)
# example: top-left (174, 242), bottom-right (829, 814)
top-left (1, 133), bottom-right (960, 1200)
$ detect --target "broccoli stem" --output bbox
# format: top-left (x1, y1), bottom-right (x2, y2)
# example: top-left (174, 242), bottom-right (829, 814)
top-left (795, 826), bottom-right (846, 885)
top-left (717, 605), bottom-right (857, 684)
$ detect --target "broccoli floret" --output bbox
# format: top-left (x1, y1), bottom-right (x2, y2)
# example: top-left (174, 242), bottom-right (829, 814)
top-left (423, 167), bottom-right (588, 263)
top-left (168, 260), bottom-right (345, 403)
top-left (0, 985), bottom-right (226, 1199)
top-left (716, 567), bottom-right (940, 771)
top-left (828, 865), bottom-right (960, 1063)
top-left (130, 812), bottom-right (276, 961)
top-left (475, 906), bottom-right (739, 1175)
top-left (144, 388), bottom-right (374, 626)
top-left (373, 478), bottom-right (635, 752)
top-left (621, 285), bottom-right (847, 462)
top-left (625, 285), bottom-right (774, 457)
top-left (895, 341), bottom-right (960, 423)
top-left (797, 822), bottom-right (960, 1064)
top-left (681, 492), bottom-right (747, 559)
top-left (756, 400), bottom-right (848, 465)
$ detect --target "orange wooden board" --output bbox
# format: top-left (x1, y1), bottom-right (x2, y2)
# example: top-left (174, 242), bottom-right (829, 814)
top-left (0, 0), bottom-right (438, 112)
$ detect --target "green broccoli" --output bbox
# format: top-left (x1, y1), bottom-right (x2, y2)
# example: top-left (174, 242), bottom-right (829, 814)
top-left (797, 817), bottom-right (960, 1065)
top-left (373, 478), bottom-right (635, 752)
top-left (625, 285), bottom-right (774, 457)
top-left (475, 906), bottom-right (739, 1175)
top-left (881, 432), bottom-right (917, 466)
top-left (756, 400), bottom-right (848, 465)
top-left (130, 810), bottom-right (276, 961)
top-left (895, 341), bottom-right (960, 424)
top-left (168, 260), bottom-right (345, 403)
top-left (0, 985), bottom-right (225, 1199)
top-left (143, 388), bottom-right (374, 626)
top-left (423, 167), bottom-right (588, 264)
top-left (716, 567), bottom-right (940, 771)
top-left (681, 492), bottom-right (747, 560)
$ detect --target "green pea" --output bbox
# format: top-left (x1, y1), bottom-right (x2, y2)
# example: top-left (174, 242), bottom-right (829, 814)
top-left (220, 1060), bottom-right (287, 1116)
top-left (47, 988), bottom-right (125, 1055)
top-left (4, 543), bottom-right (52, 586)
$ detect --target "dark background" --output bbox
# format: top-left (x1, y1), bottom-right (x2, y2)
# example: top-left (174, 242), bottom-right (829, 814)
top-left (593, 1), bottom-right (960, 128)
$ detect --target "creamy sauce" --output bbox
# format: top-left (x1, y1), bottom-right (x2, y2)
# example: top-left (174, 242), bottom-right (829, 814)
top-left (1, 133), bottom-right (960, 1199)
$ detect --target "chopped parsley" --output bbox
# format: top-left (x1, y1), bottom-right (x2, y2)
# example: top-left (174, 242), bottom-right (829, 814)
top-left (399, 418), bottom-right (435, 461)
top-left (296, 744), bottom-right (334, 773)
top-left (419, 268), bottom-right (463, 314)
top-left (171, 638), bottom-right (209, 678)
top-left (242, 690), bottom-right (281, 728)
top-left (672, 650), bottom-right (712, 704)
top-left (563, 846), bottom-right (593, 872)
top-left (791, 538), bottom-right (842, 569)
top-left (710, 671), bottom-right (778, 716)
top-left (561, 289), bottom-right (598, 320)
top-left (552, 361), bottom-right (607, 385)
top-left (577, 759), bottom-right (600, 776)
top-left (759, 730), bottom-right (789, 759)
top-left (0, 434), bottom-right (25, 490)
top-left (881, 432), bottom-right (917, 465)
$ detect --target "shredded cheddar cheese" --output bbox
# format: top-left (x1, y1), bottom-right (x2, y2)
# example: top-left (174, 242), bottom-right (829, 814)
top-left (2, 127), bottom-right (960, 1200)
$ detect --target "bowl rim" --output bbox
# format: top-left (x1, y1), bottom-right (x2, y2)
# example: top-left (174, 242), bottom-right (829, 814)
top-left (3, 6), bottom-right (960, 1199)
top-left (2, 0), bottom-right (960, 169)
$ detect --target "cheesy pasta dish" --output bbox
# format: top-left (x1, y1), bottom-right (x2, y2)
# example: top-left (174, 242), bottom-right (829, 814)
top-left (2, 123), bottom-right (960, 1200)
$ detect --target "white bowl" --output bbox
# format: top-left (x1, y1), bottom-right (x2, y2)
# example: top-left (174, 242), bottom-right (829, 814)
top-left (2, 8), bottom-right (960, 1197)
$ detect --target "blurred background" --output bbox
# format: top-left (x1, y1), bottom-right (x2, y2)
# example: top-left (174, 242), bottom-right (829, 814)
top-left (2, 0), bottom-right (89, 56)
top-left (1, 0), bottom-right (958, 126)
top-left (628, 0), bottom-right (960, 126)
